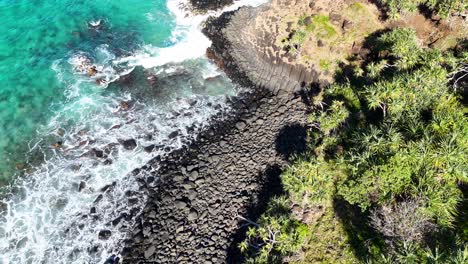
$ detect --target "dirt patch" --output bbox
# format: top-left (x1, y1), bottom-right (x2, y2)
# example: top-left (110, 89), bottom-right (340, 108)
top-left (273, 0), bottom-right (384, 82)
top-left (270, 0), bottom-right (467, 82)
top-left (389, 13), bottom-right (468, 49)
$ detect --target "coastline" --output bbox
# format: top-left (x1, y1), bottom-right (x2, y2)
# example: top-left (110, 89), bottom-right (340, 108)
top-left (1, 0), bottom-right (466, 262)
top-left (189, 0), bottom-right (234, 12)
top-left (120, 1), bottom-right (322, 262)
top-left (115, 0), bottom-right (468, 262)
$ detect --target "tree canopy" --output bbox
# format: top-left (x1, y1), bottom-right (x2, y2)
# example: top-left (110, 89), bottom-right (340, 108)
top-left (239, 27), bottom-right (468, 263)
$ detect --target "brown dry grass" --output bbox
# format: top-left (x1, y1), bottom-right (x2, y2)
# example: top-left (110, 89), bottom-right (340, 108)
top-left (261, 0), bottom-right (467, 82)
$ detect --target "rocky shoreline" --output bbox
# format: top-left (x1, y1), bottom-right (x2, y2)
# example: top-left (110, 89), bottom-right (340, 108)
top-left (189, 0), bottom-right (234, 12)
top-left (121, 1), bottom-right (321, 263)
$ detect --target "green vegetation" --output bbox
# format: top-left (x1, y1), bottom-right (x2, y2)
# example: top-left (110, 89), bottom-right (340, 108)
top-left (318, 59), bottom-right (332, 71)
top-left (279, 2), bottom-right (384, 81)
top-left (304, 15), bottom-right (337, 39)
top-left (239, 28), bottom-right (468, 263)
top-left (282, 28), bottom-right (307, 56)
top-left (239, 197), bottom-right (310, 263)
top-left (379, 0), bottom-right (467, 18)
top-left (283, 14), bottom-right (338, 56)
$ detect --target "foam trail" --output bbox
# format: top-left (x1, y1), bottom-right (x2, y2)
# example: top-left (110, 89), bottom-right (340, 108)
top-left (115, 0), bottom-right (270, 68)
top-left (0, 62), bottom-right (234, 263)
top-left (0, 1), bottom-right (267, 263)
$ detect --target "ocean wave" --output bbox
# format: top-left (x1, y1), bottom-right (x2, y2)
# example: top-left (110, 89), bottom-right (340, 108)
top-left (0, 0), bottom-right (264, 263)
top-left (115, 0), bottom-right (269, 69)
top-left (0, 61), bottom-right (233, 263)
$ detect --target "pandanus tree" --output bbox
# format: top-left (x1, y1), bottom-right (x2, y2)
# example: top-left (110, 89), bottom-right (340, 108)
top-left (239, 27), bottom-right (467, 263)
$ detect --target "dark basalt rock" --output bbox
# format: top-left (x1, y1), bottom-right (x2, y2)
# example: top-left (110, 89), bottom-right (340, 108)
top-left (144, 144), bottom-right (155, 153)
top-left (92, 148), bottom-right (104, 158)
top-left (78, 181), bottom-right (86, 192)
top-left (98, 230), bottom-right (112, 240)
top-left (119, 4), bottom-right (320, 264)
top-left (120, 62), bottom-right (309, 263)
top-left (168, 130), bottom-right (180, 139)
top-left (190, 0), bottom-right (234, 12)
top-left (104, 255), bottom-right (120, 264)
top-left (119, 138), bottom-right (137, 150)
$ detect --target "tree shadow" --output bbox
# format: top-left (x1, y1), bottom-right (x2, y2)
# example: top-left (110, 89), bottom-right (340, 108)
top-left (366, 0), bottom-right (391, 20)
top-left (298, 82), bottom-right (322, 108)
top-left (275, 124), bottom-right (308, 161)
top-left (225, 121), bottom-right (312, 262)
top-left (225, 164), bottom-right (285, 263)
top-left (333, 197), bottom-right (385, 261)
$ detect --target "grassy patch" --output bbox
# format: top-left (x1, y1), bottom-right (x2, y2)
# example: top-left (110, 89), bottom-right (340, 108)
top-left (297, 207), bottom-right (361, 264)
top-left (240, 27), bottom-right (468, 263)
top-left (277, 1), bottom-right (384, 80)
top-left (349, 2), bottom-right (366, 13)
top-left (319, 59), bottom-right (332, 71)
top-left (306, 15), bottom-right (337, 39)
top-left (379, 0), bottom-right (467, 18)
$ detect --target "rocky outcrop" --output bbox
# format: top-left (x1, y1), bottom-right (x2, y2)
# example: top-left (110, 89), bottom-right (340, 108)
top-left (118, 1), bottom-right (468, 261)
top-left (120, 1), bottom-right (323, 263)
top-left (121, 90), bottom-right (309, 263)
top-left (189, 0), bottom-right (234, 12)
top-left (204, 1), bottom-right (324, 94)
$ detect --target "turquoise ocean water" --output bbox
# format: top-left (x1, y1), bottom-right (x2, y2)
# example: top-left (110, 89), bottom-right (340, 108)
top-left (0, 0), bottom-right (174, 182)
top-left (0, 0), bottom-right (241, 263)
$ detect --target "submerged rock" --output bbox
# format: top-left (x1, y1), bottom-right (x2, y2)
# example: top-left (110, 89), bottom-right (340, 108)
top-left (103, 254), bottom-right (120, 264)
top-left (78, 181), bottom-right (86, 192)
top-left (118, 139), bottom-right (137, 150)
top-left (92, 148), bottom-right (104, 158)
top-left (119, 101), bottom-right (131, 111)
top-left (88, 66), bottom-right (98, 76)
top-left (88, 19), bottom-right (103, 29)
top-left (98, 230), bottom-right (112, 240)
top-left (51, 141), bottom-right (63, 149)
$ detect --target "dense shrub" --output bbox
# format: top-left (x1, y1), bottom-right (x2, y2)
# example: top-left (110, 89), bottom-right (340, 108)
top-left (379, 0), bottom-right (467, 18)
top-left (369, 198), bottom-right (436, 246)
top-left (239, 27), bottom-right (467, 263)
top-left (238, 197), bottom-right (309, 263)
top-left (335, 29), bottom-right (467, 228)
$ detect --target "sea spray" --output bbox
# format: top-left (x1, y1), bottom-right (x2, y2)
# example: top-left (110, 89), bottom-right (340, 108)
top-left (0, 61), bottom-right (235, 263)
top-left (116, 0), bottom-right (270, 69)
top-left (0, 0), bottom-right (174, 180)
top-left (0, 0), bottom-right (269, 263)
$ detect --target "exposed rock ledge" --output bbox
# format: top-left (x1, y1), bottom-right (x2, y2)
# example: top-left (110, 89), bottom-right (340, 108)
top-left (189, 0), bottom-right (234, 12)
top-left (121, 1), bottom-right (322, 263)
top-left (204, 0), bottom-right (326, 94)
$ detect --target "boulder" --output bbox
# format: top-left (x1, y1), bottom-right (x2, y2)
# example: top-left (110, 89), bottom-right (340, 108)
top-left (98, 230), bottom-right (112, 240)
top-left (119, 139), bottom-right (137, 150)
top-left (168, 130), bottom-right (180, 139)
top-left (144, 245), bottom-right (156, 258)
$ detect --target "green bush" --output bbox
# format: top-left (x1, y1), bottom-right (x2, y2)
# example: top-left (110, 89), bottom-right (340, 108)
top-left (239, 27), bottom-right (467, 263)
top-left (239, 197), bottom-right (310, 263)
top-left (336, 29), bottom-right (467, 227)
top-left (379, 0), bottom-right (467, 18)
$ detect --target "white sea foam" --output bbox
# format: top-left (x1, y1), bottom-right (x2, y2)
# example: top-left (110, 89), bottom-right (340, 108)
top-left (1, 46), bottom-right (236, 264)
top-left (66, 45), bottom-right (134, 91)
top-left (0, 62), bottom-right (233, 263)
top-left (116, 0), bottom-right (270, 69)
